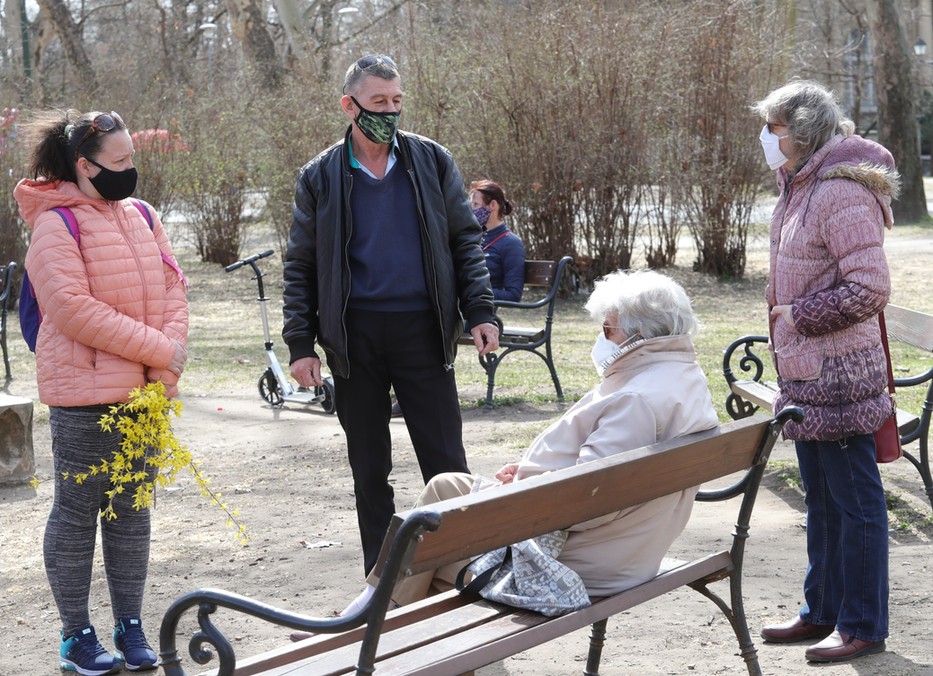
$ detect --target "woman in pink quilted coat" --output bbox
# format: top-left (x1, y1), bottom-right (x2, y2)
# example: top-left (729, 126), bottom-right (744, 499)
top-left (752, 81), bottom-right (899, 665)
top-left (14, 110), bottom-right (188, 675)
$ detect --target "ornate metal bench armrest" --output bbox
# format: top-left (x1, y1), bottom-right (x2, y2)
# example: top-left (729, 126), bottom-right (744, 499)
top-left (722, 335), bottom-right (769, 420)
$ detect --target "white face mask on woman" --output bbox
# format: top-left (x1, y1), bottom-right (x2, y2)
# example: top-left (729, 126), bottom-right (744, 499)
top-left (759, 124), bottom-right (790, 170)
top-left (590, 332), bottom-right (645, 377)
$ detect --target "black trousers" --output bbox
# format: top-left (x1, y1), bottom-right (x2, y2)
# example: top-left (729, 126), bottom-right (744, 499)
top-left (333, 308), bottom-right (470, 574)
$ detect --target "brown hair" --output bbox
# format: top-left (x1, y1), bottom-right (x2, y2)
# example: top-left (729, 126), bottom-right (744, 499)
top-left (22, 109), bottom-right (127, 183)
top-left (470, 179), bottom-right (513, 217)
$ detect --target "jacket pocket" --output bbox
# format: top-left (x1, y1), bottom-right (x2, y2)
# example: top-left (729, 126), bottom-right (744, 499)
top-left (773, 322), bottom-right (823, 381)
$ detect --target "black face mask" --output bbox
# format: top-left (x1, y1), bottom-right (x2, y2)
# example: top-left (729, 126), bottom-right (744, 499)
top-left (86, 157), bottom-right (138, 201)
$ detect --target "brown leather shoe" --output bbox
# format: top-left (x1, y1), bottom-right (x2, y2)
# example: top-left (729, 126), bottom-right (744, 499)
top-left (805, 630), bottom-right (886, 663)
top-left (760, 616), bottom-right (835, 644)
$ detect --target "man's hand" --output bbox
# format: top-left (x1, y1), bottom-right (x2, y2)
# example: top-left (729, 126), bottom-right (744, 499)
top-left (290, 356), bottom-right (324, 388)
top-left (495, 462), bottom-right (520, 484)
top-left (470, 322), bottom-right (500, 355)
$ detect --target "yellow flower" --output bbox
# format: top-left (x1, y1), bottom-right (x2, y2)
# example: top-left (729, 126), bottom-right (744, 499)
top-left (55, 382), bottom-right (248, 542)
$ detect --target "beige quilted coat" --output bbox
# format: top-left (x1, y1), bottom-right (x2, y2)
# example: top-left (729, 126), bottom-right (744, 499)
top-left (515, 334), bottom-right (719, 596)
top-left (15, 178), bottom-right (188, 406)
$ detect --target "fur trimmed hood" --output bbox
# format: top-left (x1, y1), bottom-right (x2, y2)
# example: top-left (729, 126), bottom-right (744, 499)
top-left (783, 133), bottom-right (901, 229)
top-left (817, 134), bottom-right (901, 200)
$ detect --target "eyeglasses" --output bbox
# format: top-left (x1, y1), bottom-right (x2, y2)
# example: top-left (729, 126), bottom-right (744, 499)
top-left (602, 324), bottom-right (624, 339)
top-left (354, 54), bottom-right (397, 71)
top-left (765, 121), bottom-right (789, 139)
top-left (73, 111), bottom-right (124, 157)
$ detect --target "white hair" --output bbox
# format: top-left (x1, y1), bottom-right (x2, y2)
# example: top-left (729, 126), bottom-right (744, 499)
top-left (584, 269), bottom-right (698, 338)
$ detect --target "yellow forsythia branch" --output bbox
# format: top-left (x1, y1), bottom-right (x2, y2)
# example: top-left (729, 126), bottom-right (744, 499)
top-left (59, 382), bottom-right (248, 543)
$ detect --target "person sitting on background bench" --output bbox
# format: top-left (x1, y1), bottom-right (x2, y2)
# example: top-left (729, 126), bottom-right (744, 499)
top-left (338, 269), bottom-right (719, 614)
top-left (471, 179), bottom-right (526, 302)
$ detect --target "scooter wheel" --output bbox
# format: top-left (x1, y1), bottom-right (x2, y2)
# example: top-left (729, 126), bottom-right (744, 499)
top-left (317, 377), bottom-right (336, 414)
top-left (258, 368), bottom-right (285, 407)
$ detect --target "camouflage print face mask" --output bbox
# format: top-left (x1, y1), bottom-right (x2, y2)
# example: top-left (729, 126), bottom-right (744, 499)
top-left (350, 96), bottom-right (400, 145)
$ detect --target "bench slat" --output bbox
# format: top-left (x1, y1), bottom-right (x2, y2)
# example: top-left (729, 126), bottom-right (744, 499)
top-left (245, 598), bottom-right (517, 675)
top-left (372, 552), bottom-right (733, 675)
top-left (731, 380), bottom-right (920, 437)
top-left (522, 260), bottom-right (557, 287)
top-left (226, 593), bottom-right (482, 675)
top-left (375, 417), bottom-right (770, 578)
top-left (885, 304), bottom-right (933, 353)
top-left (731, 380), bottom-right (778, 411)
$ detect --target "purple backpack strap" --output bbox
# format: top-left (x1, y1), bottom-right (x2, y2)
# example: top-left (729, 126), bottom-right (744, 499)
top-left (131, 199), bottom-right (188, 288)
top-left (131, 198), bottom-right (154, 228)
top-left (52, 207), bottom-right (80, 247)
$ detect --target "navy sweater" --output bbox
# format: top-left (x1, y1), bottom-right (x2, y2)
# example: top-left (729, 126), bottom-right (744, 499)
top-left (348, 165), bottom-right (430, 311)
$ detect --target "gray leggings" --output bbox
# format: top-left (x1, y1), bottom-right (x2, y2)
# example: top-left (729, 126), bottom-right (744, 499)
top-left (46, 405), bottom-right (155, 636)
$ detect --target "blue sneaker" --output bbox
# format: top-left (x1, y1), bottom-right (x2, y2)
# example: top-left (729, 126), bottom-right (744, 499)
top-left (113, 618), bottom-right (158, 671)
top-left (60, 626), bottom-right (120, 676)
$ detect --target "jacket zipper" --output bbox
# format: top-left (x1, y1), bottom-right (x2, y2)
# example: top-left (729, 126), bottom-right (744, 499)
top-left (405, 162), bottom-right (453, 371)
top-left (341, 171), bottom-right (354, 378)
top-left (771, 178), bottom-right (796, 374)
top-left (116, 202), bottom-right (148, 319)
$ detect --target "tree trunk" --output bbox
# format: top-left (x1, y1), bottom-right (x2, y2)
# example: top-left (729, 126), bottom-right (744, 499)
top-left (35, 0), bottom-right (98, 99)
top-left (866, 0), bottom-right (929, 223)
top-left (3, 0), bottom-right (32, 99)
top-left (224, 0), bottom-right (282, 90)
top-left (271, 0), bottom-right (308, 64)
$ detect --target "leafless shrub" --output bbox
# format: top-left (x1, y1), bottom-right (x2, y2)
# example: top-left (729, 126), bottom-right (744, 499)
top-left (0, 108), bottom-right (27, 290)
top-left (678, 2), bottom-right (772, 278)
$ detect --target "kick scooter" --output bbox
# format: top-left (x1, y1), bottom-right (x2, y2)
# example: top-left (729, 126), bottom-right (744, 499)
top-left (225, 250), bottom-right (336, 413)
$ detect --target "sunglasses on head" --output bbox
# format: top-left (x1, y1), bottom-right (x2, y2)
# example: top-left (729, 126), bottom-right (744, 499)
top-left (73, 111), bottom-right (124, 157)
top-left (354, 54), bottom-right (397, 71)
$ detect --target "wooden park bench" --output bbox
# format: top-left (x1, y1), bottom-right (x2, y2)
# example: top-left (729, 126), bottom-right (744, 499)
top-left (159, 407), bottom-right (802, 676)
top-left (458, 256), bottom-right (573, 409)
top-left (722, 303), bottom-right (933, 511)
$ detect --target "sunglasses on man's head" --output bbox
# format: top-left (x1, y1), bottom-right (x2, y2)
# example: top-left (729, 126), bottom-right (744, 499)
top-left (354, 54), bottom-right (397, 71)
top-left (73, 111), bottom-right (124, 157)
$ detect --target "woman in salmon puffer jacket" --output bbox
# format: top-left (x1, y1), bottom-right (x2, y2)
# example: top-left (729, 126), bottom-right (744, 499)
top-left (14, 109), bottom-right (188, 675)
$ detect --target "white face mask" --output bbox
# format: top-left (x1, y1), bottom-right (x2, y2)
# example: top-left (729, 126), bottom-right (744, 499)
top-left (759, 124), bottom-right (790, 171)
top-left (590, 332), bottom-right (645, 377)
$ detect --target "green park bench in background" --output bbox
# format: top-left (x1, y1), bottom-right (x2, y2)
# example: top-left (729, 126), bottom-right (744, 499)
top-left (458, 256), bottom-right (574, 410)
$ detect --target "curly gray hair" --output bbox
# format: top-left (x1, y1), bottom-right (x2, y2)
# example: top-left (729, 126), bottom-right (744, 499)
top-left (752, 80), bottom-right (855, 165)
top-left (584, 269), bottom-right (698, 339)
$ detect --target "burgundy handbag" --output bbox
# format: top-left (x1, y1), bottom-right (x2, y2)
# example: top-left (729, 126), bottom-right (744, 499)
top-left (874, 312), bottom-right (903, 463)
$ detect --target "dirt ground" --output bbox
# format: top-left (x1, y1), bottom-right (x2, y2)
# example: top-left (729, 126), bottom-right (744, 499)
top-left (3, 230), bottom-right (933, 675)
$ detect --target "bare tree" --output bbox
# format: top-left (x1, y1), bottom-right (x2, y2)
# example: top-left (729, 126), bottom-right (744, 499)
top-left (2, 0), bottom-right (33, 99)
top-left (35, 0), bottom-right (98, 98)
top-left (865, 0), bottom-right (928, 222)
top-left (224, 0), bottom-right (282, 90)
top-left (271, 0), bottom-right (310, 63)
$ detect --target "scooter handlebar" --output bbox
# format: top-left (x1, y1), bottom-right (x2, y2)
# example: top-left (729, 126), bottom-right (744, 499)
top-left (225, 249), bottom-right (275, 273)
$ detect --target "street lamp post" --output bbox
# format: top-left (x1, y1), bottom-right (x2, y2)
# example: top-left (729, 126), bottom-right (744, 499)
top-left (338, 7), bottom-right (360, 54)
top-left (200, 21), bottom-right (218, 92)
top-left (915, 38), bottom-right (930, 175)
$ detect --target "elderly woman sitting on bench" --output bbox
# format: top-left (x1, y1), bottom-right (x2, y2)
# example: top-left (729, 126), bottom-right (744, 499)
top-left (300, 269), bottom-right (719, 625)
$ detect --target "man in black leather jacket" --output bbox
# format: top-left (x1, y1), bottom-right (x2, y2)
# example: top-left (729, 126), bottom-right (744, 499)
top-left (283, 54), bottom-right (499, 577)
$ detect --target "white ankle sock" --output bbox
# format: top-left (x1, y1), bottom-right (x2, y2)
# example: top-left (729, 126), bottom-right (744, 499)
top-left (339, 584), bottom-right (376, 616)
